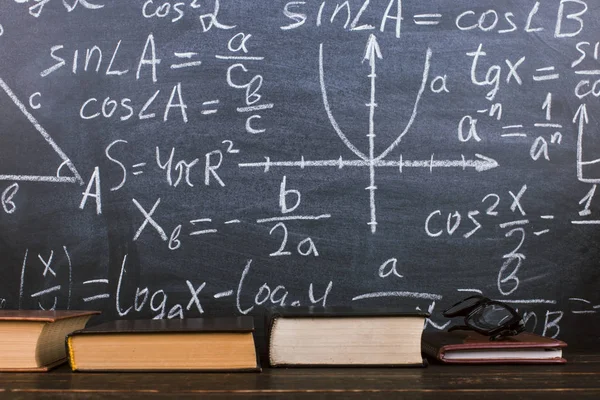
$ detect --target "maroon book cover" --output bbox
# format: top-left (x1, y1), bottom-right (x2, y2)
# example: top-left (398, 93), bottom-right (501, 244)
top-left (422, 331), bottom-right (567, 364)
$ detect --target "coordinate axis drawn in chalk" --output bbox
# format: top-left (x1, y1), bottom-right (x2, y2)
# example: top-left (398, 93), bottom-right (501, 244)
top-left (239, 35), bottom-right (499, 233)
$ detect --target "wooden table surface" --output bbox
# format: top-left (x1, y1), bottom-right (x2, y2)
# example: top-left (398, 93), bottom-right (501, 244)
top-left (0, 354), bottom-right (598, 399)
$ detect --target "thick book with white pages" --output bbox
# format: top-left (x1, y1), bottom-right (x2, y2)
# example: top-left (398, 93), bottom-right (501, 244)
top-left (268, 306), bottom-right (428, 367)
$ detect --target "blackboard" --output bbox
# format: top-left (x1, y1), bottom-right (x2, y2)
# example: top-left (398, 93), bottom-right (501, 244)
top-left (0, 0), bottom-right (599, 350)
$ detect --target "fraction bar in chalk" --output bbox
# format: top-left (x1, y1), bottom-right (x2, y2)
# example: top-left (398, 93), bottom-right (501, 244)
top-left (575, 70), bottom-right (600, 75)
top-left (501, 133), bottom-right (527, 137)
top-left (83, 279), bottom-right (109, 284)
top-left (569, 298), bottom-right (591, 303)
top-left (352, 291), bottom-right (442, 301)
top-left (457, 288), bottom-right (483, 294)
top-left (237, 103), bottom-right (274, 113)
top-left (499, 219), bottom-right (529, 228)
top-left (572, 220), bottom-right (600, 224)
top-left (492, 299), bottom-right (557, 304)
top-left (215, 55), bottom-right (265, 61)
top-left (256, 214), bottom-right (331, 223)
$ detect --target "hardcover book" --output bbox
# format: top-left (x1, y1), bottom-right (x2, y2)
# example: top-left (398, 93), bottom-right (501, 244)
top-left (268, 306), bottom-right (429, 367)
top-left (421, 330), bottom-right (567, 364)
top-left (0, 310), bottom-right (99, 371)
top-left (67, 317), bottom-right (260, 371)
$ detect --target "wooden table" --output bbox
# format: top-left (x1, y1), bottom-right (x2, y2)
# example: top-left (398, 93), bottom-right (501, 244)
top-left (0, 354), bottom-right (598, 399)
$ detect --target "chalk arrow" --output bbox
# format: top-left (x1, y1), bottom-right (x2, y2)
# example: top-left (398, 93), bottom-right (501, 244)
top-left (574, 103), bottom-right (599, 183)
top-left (362, 34), bottom-right (382, 145)
top-left (238, 154), bottom-right (499, 172)
top-left (363, 34), bottom-right (383, 67)
top-left (363, 34), bottom-right (382, 233)
top-left (472, 153), bottom-right (500, 172)
top-left (363, 34), bottom-right (382, 144)
top-left (574, 103), bottom-right (589, 127)
top-left (400, 154), bottom-right (499, 172)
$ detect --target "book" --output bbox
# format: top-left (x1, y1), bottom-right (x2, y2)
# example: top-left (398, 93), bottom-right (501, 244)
top-left (0, 310), bottom-right (99, 371)
top-left (268, 306), bottom-right (429, 367)
top-left (66, 317), bottom-right (260, 371)
top-left (421, 330), bottom-right (567, 364)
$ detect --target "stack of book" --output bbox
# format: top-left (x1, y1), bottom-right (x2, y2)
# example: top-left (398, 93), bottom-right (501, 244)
top-left (0, 311), bottom-right (260, 372)
top-left (66, 307), bottom-right (427, 370)
top-left (0, 307), bottom-right (567, 372)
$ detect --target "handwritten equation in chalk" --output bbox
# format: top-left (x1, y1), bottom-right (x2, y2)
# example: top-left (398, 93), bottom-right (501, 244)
top-left (0, 0), bottom-right (598, 345)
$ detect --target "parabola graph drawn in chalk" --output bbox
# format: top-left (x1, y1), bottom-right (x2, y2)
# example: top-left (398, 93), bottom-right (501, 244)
top-left (0, 78), bottom-right (83, 185)
top-left (239, 35), bottom-right (499, 233)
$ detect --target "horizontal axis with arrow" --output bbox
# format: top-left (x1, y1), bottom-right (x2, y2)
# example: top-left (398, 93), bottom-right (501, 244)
top-left (238, 154), bottom-right (499, 173)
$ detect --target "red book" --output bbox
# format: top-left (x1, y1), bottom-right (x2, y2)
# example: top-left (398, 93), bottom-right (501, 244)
top-left (422, 330), bottom-right (567, 364)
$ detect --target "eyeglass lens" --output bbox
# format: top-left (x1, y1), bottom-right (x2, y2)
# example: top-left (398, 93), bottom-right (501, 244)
top-left (468, 304), bottom-right (514, 330)
top-left (444, 296), bottom-right (482, 316)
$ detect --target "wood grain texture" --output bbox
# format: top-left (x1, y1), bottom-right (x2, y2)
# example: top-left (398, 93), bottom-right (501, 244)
top-left (0, 353), bottom-right (597, 399)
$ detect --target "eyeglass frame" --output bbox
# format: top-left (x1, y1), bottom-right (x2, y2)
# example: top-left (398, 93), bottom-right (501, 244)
top-left (443, 295), bottom-right (525, 340)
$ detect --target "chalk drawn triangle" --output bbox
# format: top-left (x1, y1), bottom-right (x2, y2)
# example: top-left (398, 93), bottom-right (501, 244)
top-left (0, 78), bottom-right (83, 184)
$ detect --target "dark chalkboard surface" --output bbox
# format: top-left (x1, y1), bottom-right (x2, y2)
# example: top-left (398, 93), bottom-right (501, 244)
top-left (0, 0), bottom-right (599, 350)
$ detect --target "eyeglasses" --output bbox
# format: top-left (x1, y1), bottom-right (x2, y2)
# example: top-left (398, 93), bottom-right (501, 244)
top-left (443, 295), bottom-right (525, 340)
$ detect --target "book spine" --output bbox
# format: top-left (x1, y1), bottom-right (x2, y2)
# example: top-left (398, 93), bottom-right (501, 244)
top-left (266, 316), bottom-right (279, 367)
top-left (421, 341), bottom-right (441, 361)
top-left (66, 336), bottom-right (77, 371)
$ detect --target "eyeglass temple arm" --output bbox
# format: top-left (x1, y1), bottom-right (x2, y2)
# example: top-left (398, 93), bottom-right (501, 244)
top-left (443, 296), bottom-right (487, 317)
